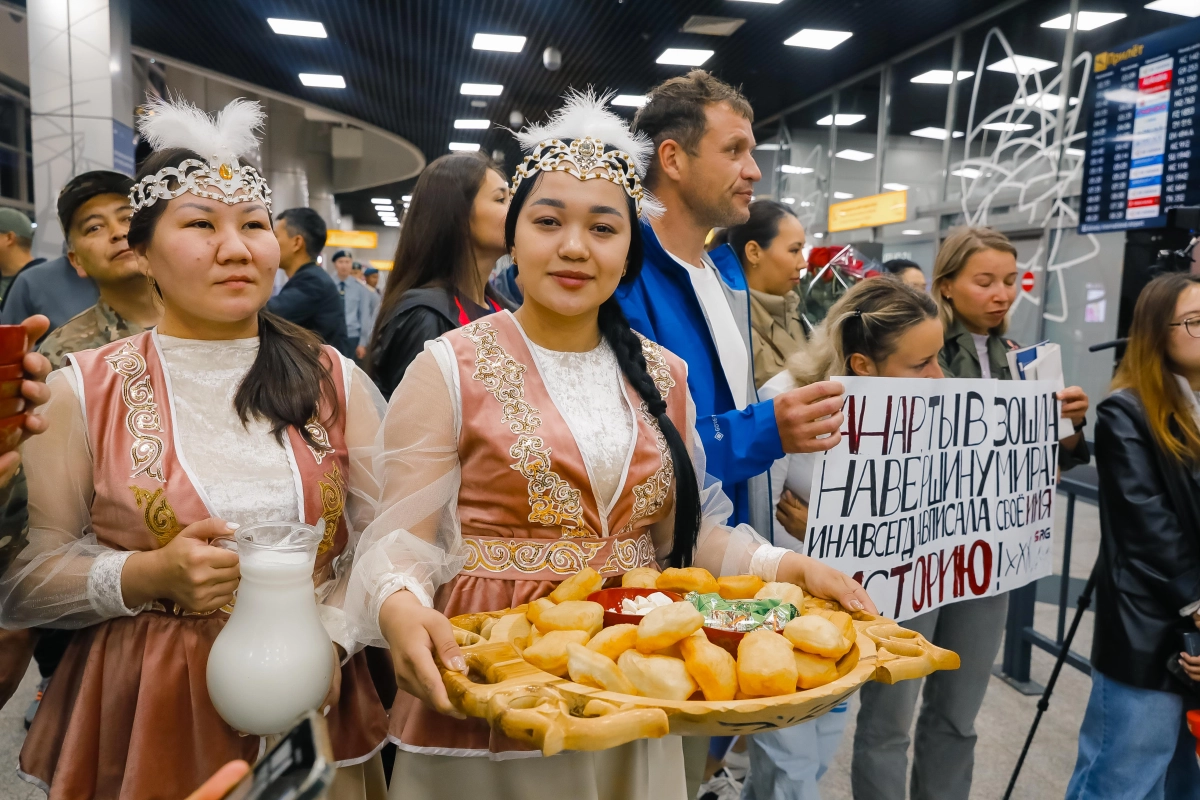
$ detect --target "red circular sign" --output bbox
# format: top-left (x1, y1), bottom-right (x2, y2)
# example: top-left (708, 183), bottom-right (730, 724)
top-left (1021, 271), bottom-right (1035, 292)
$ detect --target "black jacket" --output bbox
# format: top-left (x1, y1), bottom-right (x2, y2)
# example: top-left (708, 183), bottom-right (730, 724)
top-left (1092, 389), bottom-right (1200, 694)
top-left (267, 263), bottom-right (348, 352)
top-left (368, 287), bottom-right (503, 399)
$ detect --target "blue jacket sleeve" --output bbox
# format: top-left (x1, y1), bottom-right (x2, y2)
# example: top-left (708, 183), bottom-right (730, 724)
top-left (695, 401), bottom-right (785, 487)
top-left (0, 276), bottom-right (32, 325)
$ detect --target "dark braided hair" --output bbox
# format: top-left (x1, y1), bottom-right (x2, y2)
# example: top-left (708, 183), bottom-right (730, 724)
top-left (506, 170), bottom-right (701, 567)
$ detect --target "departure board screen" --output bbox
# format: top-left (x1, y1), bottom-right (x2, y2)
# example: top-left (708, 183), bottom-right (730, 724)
top-left (1080, 19), bottom-right (1200, 233)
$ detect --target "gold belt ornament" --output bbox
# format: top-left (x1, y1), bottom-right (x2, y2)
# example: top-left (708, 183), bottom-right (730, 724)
top-left (462, 531), bottom-right (654, 578)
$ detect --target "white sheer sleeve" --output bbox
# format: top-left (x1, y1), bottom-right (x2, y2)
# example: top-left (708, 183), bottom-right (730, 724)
top-left (650, 388), bottom-right (791, 581)
top-left (343, 342), bottom-right (466, 649)
top-left (317, 363), bottom-right (387, 655)
top-left (0, 369), bottom-right (132, 629)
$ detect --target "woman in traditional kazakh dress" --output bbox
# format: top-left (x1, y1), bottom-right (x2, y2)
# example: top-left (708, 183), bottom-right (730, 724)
top-left (0, 98), bottom-right (389, 800)
top-left (344, 93), bottom-right (875, 800)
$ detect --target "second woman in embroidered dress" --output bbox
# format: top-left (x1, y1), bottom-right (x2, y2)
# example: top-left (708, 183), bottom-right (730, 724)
top-left (345, 92), bottom-right (875, 800)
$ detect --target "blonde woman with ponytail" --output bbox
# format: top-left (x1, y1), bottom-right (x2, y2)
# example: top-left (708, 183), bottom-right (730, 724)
top-left (744, 275), bottom-right (941, 800)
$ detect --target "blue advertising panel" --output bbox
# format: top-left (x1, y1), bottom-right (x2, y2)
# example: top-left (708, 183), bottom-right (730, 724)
top-left (1080, 19), bottom-right (1200, 233)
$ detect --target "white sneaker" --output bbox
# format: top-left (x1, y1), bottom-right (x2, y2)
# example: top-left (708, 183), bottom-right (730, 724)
top-left (722, 747), bottom-right (750, 781)
top-left (697, 768), bottom-right (744, 800)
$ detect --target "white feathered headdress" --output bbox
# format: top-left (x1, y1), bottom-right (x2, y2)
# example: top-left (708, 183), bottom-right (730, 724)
top-left (512, 90), bottom-right (662, 219)
top-left (129, 95), bottom-right (272, 213)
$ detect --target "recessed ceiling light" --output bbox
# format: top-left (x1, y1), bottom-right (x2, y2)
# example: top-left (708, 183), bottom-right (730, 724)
top-left (756, 143), bottom-right (783, 151)
top-left (1015, 94), bottom-right (1079, 110)
top-left (375, 204), bottom-right (395, 211)
top-left (883, 183), bottom-right (909, 191)
top-left (1041, 11), bottom-right (1127, 30)
top-left (910, 127), bottom-right (964, 139)
top-left (800, 201), bottom-right (813, 207)
top-left (982, 122), bottom-right (1035, 132)
top-left (1146, 0), bottom-right (1200, 16)
top-left (910, 69), bottom-right (976, 84)
top-left (299, 73), bottom-right (345, 89)
top-left (816, 113), bottom-right (867, 126)
top-left (986, 55), bottom-right (1059, 75)
top-left (781, 197), bottom-right (796, 204)
top-left (657, 48), bottom-right (714, 66)
top-left (833, 191), bottom-right (854, 199)
top-left (612, 95), bottom-right (648, 107)
top-left (449, 142), bottom-right (482, 151)
top-left (384, 220), bottom-right (401, 227)
top-left (461, 83), bottom-right (503, 96)
top-left (370, 197), bottom-right (391, 204)
top-left (268, 18), bottom-right (327, 37)
top-left (1066, 147), bottom-right (1087, 157)
top-left (401, 195), bottom-right (412, 202)
top-left (902, 229), bottom-right (923, 235)
top-left (454, 119), bottom-right (490, 129)
top-left (952, 167), bottom-right (981, 178)
top-left (784, 29), bottom-right (853, 50)
top-left (780, 165), bottom-right (814, 174)
top-left (473, 33), bottom-right (526, 52)
top-left (836, 149), bottom-right (874, 161)
top-left (470, 100), bottom-right (487, 109)
top-left (379, 214), bottom-right (397, 220)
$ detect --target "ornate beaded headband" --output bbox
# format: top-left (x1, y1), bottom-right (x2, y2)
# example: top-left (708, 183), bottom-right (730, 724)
top-left (511, 91), bottom-right (663, 219)
top-left (130, 96), bottom-right (272, 213)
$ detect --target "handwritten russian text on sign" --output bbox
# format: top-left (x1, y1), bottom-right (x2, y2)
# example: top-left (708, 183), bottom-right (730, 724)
top-left (805, 377), bottom-right (1059, 621)
top-left (827, 190), bottom-right (908, 233)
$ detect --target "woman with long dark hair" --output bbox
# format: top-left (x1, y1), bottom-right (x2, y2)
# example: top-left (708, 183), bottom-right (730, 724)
top-left (366, 151), bottom-right (510, 398)
top-left (1066, 273), bottom-right (1200, 798)
top-left (344, 93), bottom-right (873, 800)
top-left (0, 99), bottom-right (390, 799)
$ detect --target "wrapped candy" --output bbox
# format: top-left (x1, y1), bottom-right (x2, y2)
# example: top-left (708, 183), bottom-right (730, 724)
top-left (687, 592), bottom-right (799, 634)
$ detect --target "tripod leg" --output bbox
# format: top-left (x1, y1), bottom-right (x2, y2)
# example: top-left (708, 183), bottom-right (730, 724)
top-left (1002, 568), bottom-right (1099, 800)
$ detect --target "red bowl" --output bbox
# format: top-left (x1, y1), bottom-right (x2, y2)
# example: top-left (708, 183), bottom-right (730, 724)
top-left (0, 326), bottom-right (26, 366)
top-left (0, 413), bottom-right (25, 454)
top-left (588, 587), bottom-right (751, 656)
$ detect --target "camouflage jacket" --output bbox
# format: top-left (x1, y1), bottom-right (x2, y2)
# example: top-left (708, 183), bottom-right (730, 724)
top-left (38, 300), bottom-right (146, 370)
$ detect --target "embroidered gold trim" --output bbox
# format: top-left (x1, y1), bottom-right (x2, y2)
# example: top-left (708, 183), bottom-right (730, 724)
top-left (462, 536), bottom-right (606, 575)
top-left (620, 405), bottom-right (675, 535)
top-left (130, 485), bottom-right (183, 546)
top-left (637, 333), bottom-right (675, 401)
top-left (305, 419), bottom-right (334, 464)
top-left (105, 342), bottom-right (165, 481)
top-left (599, 532), bottom-right (656, 575)
top-left (461, 320), bottom-right (587, 536)
top-left (317, 463), bottom-right (345, 555)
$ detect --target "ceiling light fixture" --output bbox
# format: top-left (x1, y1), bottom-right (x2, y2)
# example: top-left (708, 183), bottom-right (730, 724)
top-left (461, 83), bottom-right (503, 96)
top-left (910, 69), bottom-right (975, 84)
top-left (728, 0), bottom-right (785, 4)
top-left (883, 183), bottom-right (909, 191)
top-left (612, 95), bottom-right (648, 107)
top-left (1066, 147), bottom-right (1087, 157)
top-left (781, 197), bottom-right (796, 204)
top-left (1041, 11), bottom-right (1127, 30)
top-left (816, 113), bottom-right (866, 126)
top-left (784, 28), bottom-right (853, 49)
top-left (909, 127), bottom-right (964, 139)
top-left (835, 149), bottom-right (874, 161)
top-left (472, 33), bottom-right (526, 52)
top-left (902, 229), bottom-right (923, 235)
top-left (370, 197), bottom-right (391, 204)
top-left (986, 55), bottom-right (1059, 75)
top-left (981, 122), bottom-right (1035, 132)
top-left (299, 73), bottom-right (345, 89)
top-left (755, 143), bottom-right (783, 151)
top-left (401, 195), bottom-right (412, 202)
top-left (375, 204), bottom-right (395, 211)
top-left (454, 119), bottom-right (490, 129)
top-left (267, 18), bottom-right (327, 37)
top-left (1014, 94), bottom-right (1079, 110)
top-left (833, 191), bottom-right (854, 199)
top-left (384, 220), bottom-right (401, 227)
top-left (952, 167), bottom-right (982, 178)
top-left (449, 142), bottom-right (482, 151)
top-left (780, 165), bottom-right (814, 174)
top-left (656, 48), bottom-right (714, 66)
top-left (1146, 0), bottom-right (1200, 16)
top-left (800, 201), bottom-right (813, 207)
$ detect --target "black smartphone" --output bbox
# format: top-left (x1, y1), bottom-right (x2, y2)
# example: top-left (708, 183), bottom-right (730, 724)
top-left (224, 711), bottom-right (335, 800)
top-left (1184, 631), bottom-right (1200, 658)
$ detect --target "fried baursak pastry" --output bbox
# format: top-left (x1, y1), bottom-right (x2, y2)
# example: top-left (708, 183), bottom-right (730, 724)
top-left (805, 608), bottom-right (856, 643)
top-left (679, 630), bottom-right (738, 701)
top-left (617, 650), bottom-right (697, 701)
top-left (567, 644), bottom-right (638, 695)
top-left (523, 630), bottom-right (591, 677)
top-left (717, 575), bottom-right (764, 600)
top-left (636, 602), bottom-right (705, 653)
top-left (783, 615), bottom-right (850, 659)
top-left (549, 567), bottom-right (604, 604)
top-left (737, 629), bottom-right (799, 697)
top-left (754, 581), bottom-right (806, 611)
top-left (532, 600), bottom-right (605, 637)
top-left (587, 623), bottom-right (639, 662)
top-left (526, 597), bottom-right (556, 630)
top-left (621, 567), bottom-right (660, 589)
top-left (656, 567), bottom-right (719, 595)
top-left (488, 612), bottom-right (532, 647)
top-left (793, 650), bottom-right (840, 690)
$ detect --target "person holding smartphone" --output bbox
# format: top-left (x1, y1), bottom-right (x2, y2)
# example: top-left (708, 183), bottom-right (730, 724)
top-left (1066, 272), bottom-right (1200, 798)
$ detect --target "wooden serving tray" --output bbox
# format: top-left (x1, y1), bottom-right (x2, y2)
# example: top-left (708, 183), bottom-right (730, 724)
top-left (442, 607), bottom-right (959, 756)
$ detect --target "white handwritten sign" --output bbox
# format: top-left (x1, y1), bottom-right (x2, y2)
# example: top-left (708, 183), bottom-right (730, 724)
top-left (805, 377), bottom-right (1059, 621)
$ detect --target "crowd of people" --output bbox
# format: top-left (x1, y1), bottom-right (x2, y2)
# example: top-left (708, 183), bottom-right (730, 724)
top-left (0, 68), bottom-right (1193, 800)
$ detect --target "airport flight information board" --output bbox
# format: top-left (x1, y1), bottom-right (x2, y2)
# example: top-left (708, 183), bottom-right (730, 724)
top-left (1080, 19), bottom-right (1200, 233)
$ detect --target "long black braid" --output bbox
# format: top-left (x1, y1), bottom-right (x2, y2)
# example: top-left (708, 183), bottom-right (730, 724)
top-left (506, 170), bottom-right (702, 567)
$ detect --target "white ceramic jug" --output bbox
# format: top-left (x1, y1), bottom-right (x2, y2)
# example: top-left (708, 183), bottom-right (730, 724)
top-left (206, 522), bottom-right (333, 736)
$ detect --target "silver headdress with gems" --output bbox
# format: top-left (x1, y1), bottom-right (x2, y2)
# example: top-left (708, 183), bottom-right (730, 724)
top-left (512, 90), bottom-right (663, 219)
top-left (130, 96), bottom-right (272, 213)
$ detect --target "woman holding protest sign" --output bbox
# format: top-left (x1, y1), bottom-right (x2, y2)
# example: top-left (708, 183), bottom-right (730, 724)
top-left (1066, 272), bottom-right (1200, 798)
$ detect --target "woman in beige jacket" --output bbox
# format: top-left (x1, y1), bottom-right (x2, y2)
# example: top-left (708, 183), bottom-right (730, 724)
top-left (726, 200), bottom-right (809, 388)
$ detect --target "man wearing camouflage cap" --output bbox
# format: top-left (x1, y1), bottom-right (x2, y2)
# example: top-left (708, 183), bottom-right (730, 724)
top-left (37, 170), bottom-right (161, 369)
